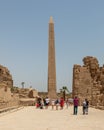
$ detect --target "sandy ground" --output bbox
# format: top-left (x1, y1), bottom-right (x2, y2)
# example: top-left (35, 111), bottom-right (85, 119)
top-left (0, 106), bottom-right (104, 130)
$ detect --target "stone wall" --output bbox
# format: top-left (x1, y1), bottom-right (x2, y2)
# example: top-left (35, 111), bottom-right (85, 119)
top-left (72, 56), bottom-right (104, 109)
top-left (0, 65), bottom-right (13, 101)
top-left (0, 65), bottom-right (20, 108)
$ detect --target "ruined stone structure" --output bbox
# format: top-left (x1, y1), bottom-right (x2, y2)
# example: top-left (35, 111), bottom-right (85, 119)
top-left (0, 65), bottom-right (19, 109)
top-left (17, 88), bottom-right (38, 98)
top-left (0, 64), bottom-right (38, 108)
top-left (72, 56), bottom-right (104, 109)
top-left (0, 65), bottom-right (13, 101)
top-left (12, 87), bottom-right (38, 106)
top-left (18, 88), bottom-right (37, 106)
top-left (47, 17), bottom-right (57, 99)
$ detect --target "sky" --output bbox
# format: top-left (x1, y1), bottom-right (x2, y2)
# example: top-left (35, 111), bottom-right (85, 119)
top-left (0, 0), bottom-right (104, 92)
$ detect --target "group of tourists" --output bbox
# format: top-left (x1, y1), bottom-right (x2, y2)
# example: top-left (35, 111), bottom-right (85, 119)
top-left (36, 96), bottom-right (65, 110)
top-left (35, 96), bottom-right (89, 115)
top-left (73, 96), bottom-right (89, 115)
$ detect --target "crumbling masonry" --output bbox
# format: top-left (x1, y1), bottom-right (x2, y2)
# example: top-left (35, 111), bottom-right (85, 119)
top-left (72, 56), bottom-right (104, 109)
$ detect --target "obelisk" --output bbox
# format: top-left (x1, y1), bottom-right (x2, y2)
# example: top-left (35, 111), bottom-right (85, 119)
top-left (48, 16), bottom-right (57, 99)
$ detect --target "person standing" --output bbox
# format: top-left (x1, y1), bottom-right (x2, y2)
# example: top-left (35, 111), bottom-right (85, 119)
top-left (55, 98), bottom-right (59, 110)
top-left (45, 97), bottom-right (50, 109)
top-left (60, 97), bottom-right (64, 110)
top-left (85, 98), bottom-right (89, 114)
top-left (65, 98), bottom-right (69, 109)
top-left (73, 96), bottom-right (79, 115)
top-left (82, 99), bottom-right (86, 115)
top-left (51, 99), bottom-right (55, 110)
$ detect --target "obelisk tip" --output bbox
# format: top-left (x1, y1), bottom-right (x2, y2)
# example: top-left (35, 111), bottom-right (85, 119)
top-left (49, 16), bottom-right (54, 23)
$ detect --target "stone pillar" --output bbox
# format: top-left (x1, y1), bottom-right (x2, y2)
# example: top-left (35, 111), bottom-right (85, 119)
top-left (47, 17), bottom-right (57, 99)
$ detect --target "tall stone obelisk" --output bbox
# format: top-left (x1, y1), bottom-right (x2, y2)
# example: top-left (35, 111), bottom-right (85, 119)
top-left (48, 16), bottom-right (57, 99)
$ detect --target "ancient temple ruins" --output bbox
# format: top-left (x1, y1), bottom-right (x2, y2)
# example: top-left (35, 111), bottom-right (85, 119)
top-left (72, 56), bottom-right (104, 109)
top-left (47, 17), bottom-right (57, 99)
top-left (0, 65), bottom-right (13, 101)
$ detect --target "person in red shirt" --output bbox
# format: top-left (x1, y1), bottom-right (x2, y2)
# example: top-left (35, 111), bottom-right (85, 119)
top-left (60, 97), bottom-right (64, 110)
top-left (73, 96), bottom-right (79, 115)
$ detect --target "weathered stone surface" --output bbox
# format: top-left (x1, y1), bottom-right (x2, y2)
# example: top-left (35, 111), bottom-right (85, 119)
top-left (47, 17), bottom-right (57, 99)
top-left (72, 56), bottom-right (104, 109)
top-left (11, 87), bottom-right (38, 106)
top-left (0, 65), bottom-right (13, 101)
top-left (16, 88), bottom-right (38, 98)
top-left (0, 65), bottom-right (19, 108)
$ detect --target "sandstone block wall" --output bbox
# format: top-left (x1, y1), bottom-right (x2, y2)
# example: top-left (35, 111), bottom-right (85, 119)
top-left (72, 56), bottom-right (104, 109)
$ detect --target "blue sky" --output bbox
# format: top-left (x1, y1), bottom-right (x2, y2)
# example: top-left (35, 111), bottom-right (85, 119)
top-left (0, 0), bottom-right (104, 92)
